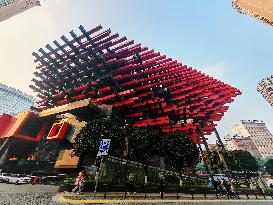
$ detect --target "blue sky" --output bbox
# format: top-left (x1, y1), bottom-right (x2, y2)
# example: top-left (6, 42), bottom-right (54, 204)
top-left (0, 0), bottom-right (273, 142)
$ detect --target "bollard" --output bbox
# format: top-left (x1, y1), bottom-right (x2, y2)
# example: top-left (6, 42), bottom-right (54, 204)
top-left (245, 191), bottom-right (249, 199)
top-left (204, 193), bottom-right (207, 199)
top-left (254, 192), bottom-right (258, 199)
top-left (176, 189), bottom-right (179, 199)
top-left (124, 191), bottom-right (127, 198)
top-left (103, 185), bottom-right (107, 199)
top-left (144, 184), bottom-right (147, 199)
top-left (270, 192), bottom-right (273, 199)
top-left (191, 191), bottom-right (194, 200)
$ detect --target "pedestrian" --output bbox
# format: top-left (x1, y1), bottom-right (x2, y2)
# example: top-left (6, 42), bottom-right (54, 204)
top-left (40, 176), bottom-right (46, 184)
top-left (32, 176), bottom-right (39, 185)
top-left (127, 173), bottom-right (136, 194)
top-left (211, 177), bottom-right (218, 190)
top-left (228, 182), bottom-right (237, 197)
top-left (208, 178), bottom-right (214, 188)
top-left (72, 170), bottom-right (86, 194)
top-left (223, 179), bottom-right (231, 196)
top-left (217, 179), bottom-right (224, 195)
top-left (256, 183), bottom-right (264, 194)
top-left (159, 171), bottom-right (165, 194)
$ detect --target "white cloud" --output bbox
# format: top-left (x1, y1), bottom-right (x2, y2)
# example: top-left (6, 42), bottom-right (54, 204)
top-left (201, 62), bottom-right (228, 79)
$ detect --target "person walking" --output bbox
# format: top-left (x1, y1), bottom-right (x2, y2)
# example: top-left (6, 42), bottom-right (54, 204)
top-left (127, 173), bottom-right (136, 194)
top-left (223, 179), bottom-right (232, 197)
top-left (32, 175), bottom-right (39, 185)
top-left (208, 178), bottom-right (214, 188)
top-left (217, 179), bottom-right (225, 196)
top-left (228, 182), bottom-right (237, 197)
top-left (72, 170), bottom-right (86, 194)
top-left (159, 171), bottom-right (165, 194)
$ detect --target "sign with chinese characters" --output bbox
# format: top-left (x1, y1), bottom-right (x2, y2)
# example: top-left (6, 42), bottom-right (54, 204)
top-left (97, 139), bottom-right (111, 156)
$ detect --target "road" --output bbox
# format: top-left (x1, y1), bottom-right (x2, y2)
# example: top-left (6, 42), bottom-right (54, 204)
top-left (0, 183), bottom-right (60, 205)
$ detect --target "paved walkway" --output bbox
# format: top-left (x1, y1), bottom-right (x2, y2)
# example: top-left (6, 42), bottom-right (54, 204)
top-left (53, 192), bottom-right (273, 204)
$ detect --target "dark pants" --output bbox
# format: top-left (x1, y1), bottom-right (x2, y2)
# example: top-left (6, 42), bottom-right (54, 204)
top-left (160, 180), bottom-right (164, 193)
top-left (128, 181), bottom-right (135, 193)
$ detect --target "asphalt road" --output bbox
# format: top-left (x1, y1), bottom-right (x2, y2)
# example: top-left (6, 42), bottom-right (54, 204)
top-left (0, 183), bottom-right (59, 193)
top-left (0, 183), bottom-right (60, 205)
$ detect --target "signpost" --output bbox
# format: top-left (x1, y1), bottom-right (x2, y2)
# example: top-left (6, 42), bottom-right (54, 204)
top-left (97, 139), bottom-right (111, 156)
top-left (94, 139), bottom-right (111, 194)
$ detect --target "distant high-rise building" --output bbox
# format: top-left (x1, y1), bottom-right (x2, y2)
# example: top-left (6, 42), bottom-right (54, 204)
top-left (233, 0), bottom-right (273, 27)
top-left (0, 0), bottom-right (40, 22)
top-left (0, 83), bottom-right (34, 116)
top-left (224, 134), bottom-right (262, 158)
top-left (231, 120), bottom-right (273, 159)
top-left (257, 75), bottom-right (273, 107)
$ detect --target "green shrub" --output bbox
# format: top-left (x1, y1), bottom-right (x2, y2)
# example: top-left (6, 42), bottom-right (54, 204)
top-left (63, 178), bottom-right (75, 186)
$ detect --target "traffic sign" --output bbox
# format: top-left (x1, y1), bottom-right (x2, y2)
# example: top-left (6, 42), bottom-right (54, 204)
top-left (97, 139), bottom-right (111, 156)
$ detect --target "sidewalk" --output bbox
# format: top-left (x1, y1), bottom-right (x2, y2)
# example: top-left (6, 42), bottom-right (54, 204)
top-left (53, 191), bottom-right (273, 204)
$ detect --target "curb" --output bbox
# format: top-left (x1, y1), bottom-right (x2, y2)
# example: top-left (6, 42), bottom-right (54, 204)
top-left (52, 193), bottom-right (273, 204)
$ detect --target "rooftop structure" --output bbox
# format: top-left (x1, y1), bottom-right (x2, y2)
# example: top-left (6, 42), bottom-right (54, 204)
top-left (231, 120), bottom-right (273, 158)
top-left (0, 0), bottom-right (40, 22)
top-left (29, 25), bottom-right (241, 144)
top-left (233, 0), bottom-right (273, 27)
top-left (257, 75), bottom-right (273, 107)
top-left (0, 83), bottom-right (34, 116)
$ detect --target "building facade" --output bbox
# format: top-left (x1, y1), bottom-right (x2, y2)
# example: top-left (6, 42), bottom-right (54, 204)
top-left (257, 75), bottom-right (273, 107)
top-left (230, 120), bottom-right (273, 159)
top-left (0, 0), bottom-right (40, 22)
top-left (0, 83), bottom-right (34, 116)
top-left (0, 25), bottom-right (241, 173)
top-left (224, 134), bottom-right (262, 158)
top-left (233, 0), bottom-right (273, 27)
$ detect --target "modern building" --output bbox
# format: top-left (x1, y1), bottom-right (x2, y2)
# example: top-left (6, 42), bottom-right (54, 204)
top-left (257, 75), bottom-right (273, 107)
top-left (0, 0), bottom-right (40, 22)
top-left (230, 120), bottom-right (273, 159)
top-left (0, 25), bottom-right (241, 173)
top-left (233, 0), bottom-right (273, 27)
top-left (0, 83), bottom-right (34, 116)
top-left (224, 134), bottom-right (262, 158)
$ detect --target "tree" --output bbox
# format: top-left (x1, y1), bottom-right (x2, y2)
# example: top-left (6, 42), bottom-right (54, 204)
top-left (73, 118), bottom-right (126, 158)
top-left (73, 118), bottom-right (202, 175)
top-left (207, 149), bottom-right (259, 173)
top-left (196, 160), bottom-right (207, 173)
top-left (265, 159), bottom-right (273, 175)
top-left (257, 157), bottom-right (273, 172)
top-left (127, 126), bottom-right (161, 164)
top-left (207, 148), bottom-right (224, 173)
top-left (226, 150), bottom-right (259, 172)
top-left (161, 131), bottom-right (201, 172)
